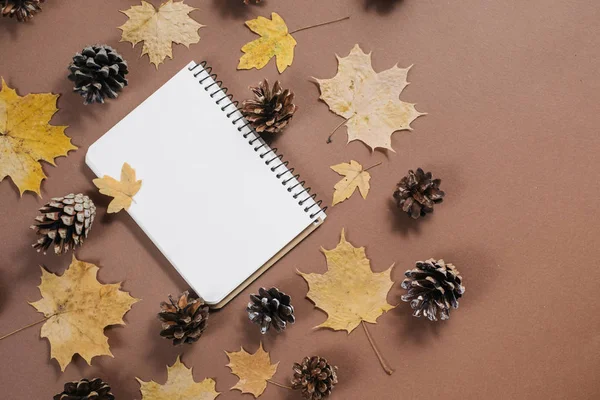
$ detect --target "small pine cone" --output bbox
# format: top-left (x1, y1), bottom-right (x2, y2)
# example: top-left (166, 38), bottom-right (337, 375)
top-left (158, 291), bottom-right (209, 345)
top-left (241, 79), bottom-right (297, 134)
top-left (53, 378), bottom-right (114, 400)
top-left (393, 168), bottom-right (445, 219)
top-left (67, 45), bottom-right (128, 105)
top-left (247, 287), bottom-right (295, 334)
top-left (31, 193), bottom-right (96, 255)
top-left (291, 356), bottom-right (338, 400)
top-left (401, 258), bottom-right (465, 321)
top-left (0, 0), bottom-right (44, 22)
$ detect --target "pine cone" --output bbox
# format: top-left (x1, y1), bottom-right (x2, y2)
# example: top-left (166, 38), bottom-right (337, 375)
top-left (241, 79), bottom-right (297, 134)
top-left (292, 356), bottom-right (338, 400)
top-left (401, 258), bottom-right (465, 321)
top-left (53, 378), bottom-right (114, 400)
top-left (247, 287), bottom-right (295, 334)
top-left (393, 168), bottom-right (445, 219)
top-left (67, 45), bottom-right (128, 105)
top-left (31, 193), bottom-right (96, 255)
top-left (158, 291), bottom-right (209, 345)
top-left (0, 0), bottom-right (44, 22)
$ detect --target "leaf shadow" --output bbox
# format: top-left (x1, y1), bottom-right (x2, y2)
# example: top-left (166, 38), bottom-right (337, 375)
top-left (210, 0), bottom-right (266, 19)
top-left (364, 0), bottom-right (405, 14)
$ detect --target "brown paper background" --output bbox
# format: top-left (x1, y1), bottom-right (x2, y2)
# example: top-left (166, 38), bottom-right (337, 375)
top-left (1, 0), bottom-right (600, 398)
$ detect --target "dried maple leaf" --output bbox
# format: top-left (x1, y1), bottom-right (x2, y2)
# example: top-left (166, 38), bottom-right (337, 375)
top-left (0, 78), bottom-right (76, 196)
top-left (119, 0), bottom-right (204, 69)
top-left (298, 229), bottom-right (395, 333)
top-left (29, 255), bottom-right (139, 371)
top-left (316, 44), bottom-right (425, 152)
top-left (226, 342), bottom-right (278, 398)
top-left (93, 162), bottom-right (142, 213)
top-left (331, 160), bottom-right (373, 206)
top-left (137, 355), bottom-right (220, 400)
top-left (238, 12), bottom-right (297, 73)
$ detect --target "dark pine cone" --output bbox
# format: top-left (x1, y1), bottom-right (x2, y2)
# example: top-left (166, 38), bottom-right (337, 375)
top-left (291, 356), bottom-right (338, 400)
top-left (158, 291), bottom-right (209, 345)
top-left (31, 193), bottom-right (96, 255)
top-left (67, 45), bottom-right (128, 105)
top-left (53, 378), bottom-right (114, 400)
top-left (247, 287), bottom-right (295, 334)
top-left (401, 258), bottom-right (465, 321)
top-left (241, 79), bottom-right (297, 134)
top-left (393, 168), bottom-right (445, 219)
top-left (0, 0), bottom-right (44, 22)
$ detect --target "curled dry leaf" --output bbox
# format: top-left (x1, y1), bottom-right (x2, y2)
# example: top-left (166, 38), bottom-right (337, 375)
top-left (331, 160), bottom-right (372, 206)
top-left (238, 12), bottom-right (297, 73)
top-left (226, 342), bottom-right (278, 398)
top-left (29, 255), bottom-right (139, 371)
top-left (119, 0), bottom-right (204, 69)
top-left (93, 162), bottom-right (142, 213)
top-left (0, 78), bottom-right (76, 196)
top-left (298, 229), bottom-right (395, 333)
top-left (137, 355), bottom-right (220, 400)
top-left (316, 44), bottom-right (425, 152)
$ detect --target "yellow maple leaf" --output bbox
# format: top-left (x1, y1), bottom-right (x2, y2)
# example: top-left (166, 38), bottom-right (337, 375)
top-left (238, 12), bottom-right (297, 73)
top-left (0, 78), bottom-right (76, 196)
top-left (29, 255), bottom-right (139, 371)
top-left (298, 229), bottom-right (395, 333)
top-left (226, 342), bottom-right (278, 398)
top-left (331, 160), bottom-right (373, 206)
top-left (316, 44), bottom-right (425, 152)
top-left (119, 0), bottom-right (204, 69)
top-left (137, 355), bottom-right (220, 400)
top-left (93, 162), bottom-right (142, 213)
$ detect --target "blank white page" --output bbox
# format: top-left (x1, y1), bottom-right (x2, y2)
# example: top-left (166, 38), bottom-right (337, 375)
top-left (86, 62), bottom-right (325, 305)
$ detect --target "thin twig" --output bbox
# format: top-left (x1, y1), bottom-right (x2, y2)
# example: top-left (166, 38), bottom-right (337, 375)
top-left (290, 15), bottom-right (351, 34)
top-left (361, 321), bottom-right (395, 375)
top-left (268, 380), bottom-right (293, 390)
top-left (0, 316), bottom-right (50, 341)
top-left (364, 162), bottom-right (383, 172)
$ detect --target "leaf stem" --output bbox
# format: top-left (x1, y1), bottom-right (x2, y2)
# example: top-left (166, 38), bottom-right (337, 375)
top-left (0, 315), bottom-right (50, 341)
top-left (268, 380), bottom-right (293, 390)
top-left (364, 162), bottom-right (383, 172)
top-left (290, 15), bottom-right (351, 34)
top-left (361, 321), bottom-right (394, 375)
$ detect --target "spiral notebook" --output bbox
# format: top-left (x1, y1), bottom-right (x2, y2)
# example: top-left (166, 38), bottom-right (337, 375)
top-left (86, 61), bottom-right (326, 308)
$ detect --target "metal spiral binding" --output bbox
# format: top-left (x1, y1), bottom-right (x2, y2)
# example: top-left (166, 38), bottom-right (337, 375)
top-left (188, 62), bottom-right (327, 220)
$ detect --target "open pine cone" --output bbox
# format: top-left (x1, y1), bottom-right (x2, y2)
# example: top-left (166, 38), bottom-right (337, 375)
top-left (292, 356), bottom-right (338, 400)
top-left (401, 258), bottom-right (465, 321)
top-left (241, 79), bottom-right (297, 134)
top-left (68, 45), bottom-right (129, 105)
top-left (0, 0), bottom-right (44, 22)
top-left (158, 291), bottom-right (209, 345)
top-left (31, 193), bottom-right (96, 255)
top-left (393, 168), bottom-right (445, 219)
top-left (247, 287), bottom-right (295, 334)
top-left (53, 378), bottom-right (114, 400)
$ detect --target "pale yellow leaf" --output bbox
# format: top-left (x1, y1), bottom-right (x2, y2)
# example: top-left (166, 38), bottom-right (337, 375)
top-left (238, 12), bottom-right (297, 73)
top-left (331, 160), bottom-right (371, 206)
top-left (137, 355), bottom-right (220, 400)
top-left (119, 0), bottom-right (204, 69)
top-left (316, 44), bottom-right (425, 152)
top-left (29, 255), bottom-right (139, 371)
top-left (0, 78), bottom-right (76, 196)
top-left (93, 162), bottom-right (142, 213)
top-left (226, 342), bottom-right (278, 398)
top-left (298, 229), bottom-right (395, 333)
